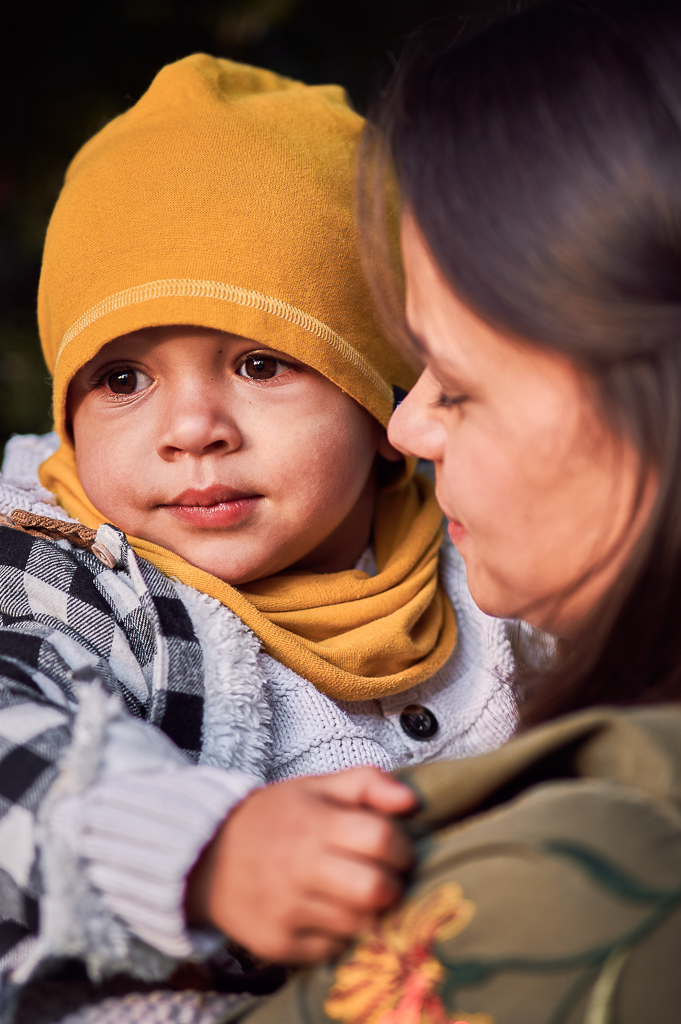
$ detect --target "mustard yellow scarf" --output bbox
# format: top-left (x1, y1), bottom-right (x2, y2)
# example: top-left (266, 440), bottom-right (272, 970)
top-left (40, 445), bottom-right (456, 701)
top-left (35, 55), bottom-right (456, 701)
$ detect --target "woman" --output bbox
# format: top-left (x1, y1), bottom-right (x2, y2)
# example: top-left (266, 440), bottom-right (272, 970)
top-left (27, 1), bottom-right (681, 1022)
top-left (218, 2), bottom-right (678, 1022)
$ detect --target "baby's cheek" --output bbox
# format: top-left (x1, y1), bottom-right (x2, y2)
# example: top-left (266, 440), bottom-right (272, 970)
top-left (74, 444), bottom-right (138, 527)
top-left (269, 420), bottom-right (362, 496)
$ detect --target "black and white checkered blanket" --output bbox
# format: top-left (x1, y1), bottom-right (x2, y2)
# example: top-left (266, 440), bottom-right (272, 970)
top-left (0, 523), bottom-right (209, 975)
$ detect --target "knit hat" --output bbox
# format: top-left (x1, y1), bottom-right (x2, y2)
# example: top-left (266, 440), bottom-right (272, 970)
top-left (38, 54), bottom-right (414, 437)
top-left (37, 56), bottom-right (457, 700)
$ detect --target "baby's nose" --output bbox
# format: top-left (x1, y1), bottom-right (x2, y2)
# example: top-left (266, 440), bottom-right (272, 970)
top-left (157, 396), bottom-right (242, 457)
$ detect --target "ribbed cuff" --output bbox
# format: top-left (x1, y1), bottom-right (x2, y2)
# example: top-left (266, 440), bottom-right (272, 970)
top-left (48, 765), bottom-right (259, 958)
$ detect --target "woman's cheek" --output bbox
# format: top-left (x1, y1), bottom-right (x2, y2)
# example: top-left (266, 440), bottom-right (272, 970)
top-left (441, 439), bottom-right (499, 534)
top-left (442, 449), bottom-right (523, 588)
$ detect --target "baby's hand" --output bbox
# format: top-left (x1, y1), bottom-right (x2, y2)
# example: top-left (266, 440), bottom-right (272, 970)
top-left (185, 766), bottom-right (417, 963)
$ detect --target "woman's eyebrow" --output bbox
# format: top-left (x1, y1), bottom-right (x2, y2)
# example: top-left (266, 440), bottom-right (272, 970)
top-left (422, 342), bottom-right (471, 386)
top-left (439, 370), bottom-right (472, 397)
top-left (406, 323), bottom-right (473, 391)
top-left (404, 320), bottom-right (429, 359)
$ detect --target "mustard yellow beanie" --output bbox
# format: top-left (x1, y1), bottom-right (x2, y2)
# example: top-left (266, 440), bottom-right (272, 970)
top-left (38, 54), bottom-right (414, 439)
top-left (34, 56), bottom-right (456, 701)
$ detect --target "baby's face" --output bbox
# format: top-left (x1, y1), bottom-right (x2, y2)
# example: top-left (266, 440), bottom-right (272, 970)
top-left (69, 326), bottom-right (390, 584)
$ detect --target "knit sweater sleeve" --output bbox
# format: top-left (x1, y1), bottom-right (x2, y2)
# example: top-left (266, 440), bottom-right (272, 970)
top-left (0, 441), bottom-right (273, 1004)
top-left (0, 573), bottom-right (259, 988)
top-left (0, 525), bottom-right (268, 994)
top-left (39, 686), bottom-right (258, 972)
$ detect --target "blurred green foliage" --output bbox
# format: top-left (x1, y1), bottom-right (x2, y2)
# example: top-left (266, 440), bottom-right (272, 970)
top-left (0, 0), bottom-right (514, 446)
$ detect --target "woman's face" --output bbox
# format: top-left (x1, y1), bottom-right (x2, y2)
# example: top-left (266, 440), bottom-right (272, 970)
top-left (389, 215), bottom-right (655, 634)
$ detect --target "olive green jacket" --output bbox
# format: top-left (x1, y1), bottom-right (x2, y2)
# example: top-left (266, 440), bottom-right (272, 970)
top-left (223, 705), bottom-right (681, 1024)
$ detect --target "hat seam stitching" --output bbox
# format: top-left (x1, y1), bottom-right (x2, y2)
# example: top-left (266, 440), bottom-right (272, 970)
top-left (55, 278), bottom-right (391, 403)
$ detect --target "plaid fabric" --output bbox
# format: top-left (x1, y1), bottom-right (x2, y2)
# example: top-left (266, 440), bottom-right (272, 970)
top-left (34, 988), bottom-right (249, 1024)
top-left (0, 524), bottom-right (207, 972)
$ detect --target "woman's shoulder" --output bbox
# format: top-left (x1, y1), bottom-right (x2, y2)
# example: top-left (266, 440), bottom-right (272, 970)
top-left (237, 706), bottom-right (681, 1024)
top-left (388, 706), bottom-right (681, 1022)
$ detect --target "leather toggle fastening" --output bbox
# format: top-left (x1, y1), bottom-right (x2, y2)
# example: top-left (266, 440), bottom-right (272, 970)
top-left (0, 510), bottom-right (116, 568)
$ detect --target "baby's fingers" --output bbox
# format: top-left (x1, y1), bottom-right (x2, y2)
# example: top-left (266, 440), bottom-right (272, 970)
top-left (247, 918), bottom-right (346, 963)
top-left (307, 850), bottom-right (403, 913)
top-left (277, 931), bottom-right (346, 965)
top-left (290, 894), bottom-right (376, 940)
top-left (312, 766), bottom-right (417, 816)
top-left (326, 807), bottom-right (413, 872)
top-left (245, 896), bottom-right (372, 963)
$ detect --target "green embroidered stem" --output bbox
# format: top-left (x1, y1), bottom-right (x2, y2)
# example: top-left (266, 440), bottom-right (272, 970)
top-left (546, 966), bottom-right (601, 1024)
top-left (441, 887), bottom-right (681, 993)
top-left (544, 841), bottom-right (671, 902)
top-left (439, 842), bottom-right (681, 1011)
top-left (583, 944), bottom-right (631, 1024)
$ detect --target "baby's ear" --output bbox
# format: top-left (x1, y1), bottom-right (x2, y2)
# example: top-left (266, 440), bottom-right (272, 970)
top-left (377, 429), bottom-right (404, 462)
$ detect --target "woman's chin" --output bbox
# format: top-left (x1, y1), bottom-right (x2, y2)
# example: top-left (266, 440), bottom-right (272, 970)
top-left (464, 565), bottom-right (528, 622)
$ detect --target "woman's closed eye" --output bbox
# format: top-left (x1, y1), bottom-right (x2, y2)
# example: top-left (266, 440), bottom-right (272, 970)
top-left (435, 391), bottom-right (467, 409)
top-left (236, 355), bottom-right (295, 381)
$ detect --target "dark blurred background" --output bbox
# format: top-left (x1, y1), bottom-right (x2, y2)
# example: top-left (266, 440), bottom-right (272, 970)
top-left (0, 0), bottom-right (515, 447)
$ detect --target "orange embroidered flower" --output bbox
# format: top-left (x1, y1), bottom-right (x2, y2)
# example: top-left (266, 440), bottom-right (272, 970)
top-left (324, 882), bottom-right (491, 1024)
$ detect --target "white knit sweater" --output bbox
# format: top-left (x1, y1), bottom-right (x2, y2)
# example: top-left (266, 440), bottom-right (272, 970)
top-left (261, 535), bottom-right (516, 779)
top-left (1, 433), bottom-right (516, 992)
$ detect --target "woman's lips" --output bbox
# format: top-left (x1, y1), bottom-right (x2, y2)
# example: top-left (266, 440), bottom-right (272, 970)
top-left (447, 518), bottom-right (468, 544)
top-left (160, 487), bottom-right (261, 528)
top-left (435, 487), bottom-right (468, 544)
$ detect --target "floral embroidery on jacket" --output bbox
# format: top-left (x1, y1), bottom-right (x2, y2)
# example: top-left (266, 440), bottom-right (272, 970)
top-left (324, 882), bottom-right (491, 1024)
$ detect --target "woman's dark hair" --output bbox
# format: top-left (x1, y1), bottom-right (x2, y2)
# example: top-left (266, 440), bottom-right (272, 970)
top-left (367, 0), bottom-right (681, 725)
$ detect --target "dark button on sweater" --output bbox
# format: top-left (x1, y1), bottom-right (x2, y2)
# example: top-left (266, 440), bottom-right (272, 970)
top-left (399, 704), bottom-right (439, 741)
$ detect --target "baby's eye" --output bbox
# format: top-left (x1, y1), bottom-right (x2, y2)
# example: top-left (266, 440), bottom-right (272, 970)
top-left (104, 369), bottom-right (153, 395)
top-left (237, 356), bottom-right (289, 381)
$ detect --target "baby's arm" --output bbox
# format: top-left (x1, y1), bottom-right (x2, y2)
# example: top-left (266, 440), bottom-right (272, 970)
top-left (186, 767), bottom-right (417, 963)
top-left (0, 638), bottom-right (256, 986)
top-left (0, 522), bottom-right (416, 988)
top-left (0, 525), bottom-right (262, 987)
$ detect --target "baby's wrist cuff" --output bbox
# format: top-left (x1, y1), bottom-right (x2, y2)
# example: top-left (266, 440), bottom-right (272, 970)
top-left (48, 764), bottom-right (259, 958)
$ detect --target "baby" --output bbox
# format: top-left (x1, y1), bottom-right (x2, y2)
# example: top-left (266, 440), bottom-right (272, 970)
top-left (0, 55), bottom-right (515, 1007)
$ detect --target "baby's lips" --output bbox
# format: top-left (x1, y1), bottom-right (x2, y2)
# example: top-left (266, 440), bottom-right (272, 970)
top-left (166, 484), bottom-right (260, 507)
top-left (163, 495), bottom-right (261, 528)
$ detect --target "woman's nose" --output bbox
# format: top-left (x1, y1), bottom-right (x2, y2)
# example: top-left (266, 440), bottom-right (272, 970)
top-left (388, 370), bottom-right (446, 462)
top-left (156, 387), bottom-right (242, 458)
